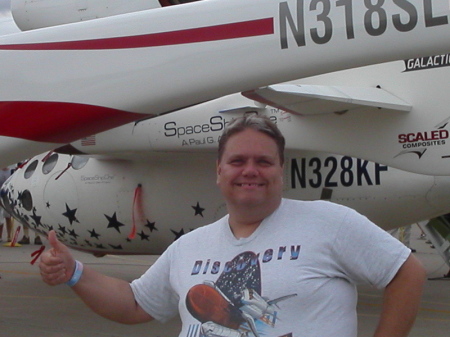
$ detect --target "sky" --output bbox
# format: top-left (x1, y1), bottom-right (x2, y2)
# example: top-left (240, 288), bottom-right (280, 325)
top-left (0, 0), bottom-right (20, 35)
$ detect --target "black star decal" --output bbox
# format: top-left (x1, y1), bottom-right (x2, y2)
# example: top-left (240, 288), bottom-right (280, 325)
top-left (104, 212), bottom-right (125, 233)
top-left (88, 229), bottom-right (100, 239)
top-left (46, 202), bottom-right (51, 208)
top-left (109, 244), bottom-right (123, 250)
top-left (95, 243), bottom-right (106, 249)
top-left (68, 229), bottom-right (79, 239)
top-left (171, 228), bottom-right (185, 241)
top-left (138, 230), bottom-right (150, 241)
top-left (58, 224), bottom-right (66, 235)
top-left (145, 220), bottom-right (158, 232)
top-left (31, 211), bottom-right (42, 228)
top-left (17, 191), bottom-right (23, 206)
top-left (192, 202), bottom-right (205, 217)
top-left (62, 204), bottom-right (79, 225)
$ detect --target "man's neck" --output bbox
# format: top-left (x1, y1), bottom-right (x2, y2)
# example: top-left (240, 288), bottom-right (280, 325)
top-left (228, 218), bottom-right (262, 239)
top-left (227, 199), bottom-right (282, 239)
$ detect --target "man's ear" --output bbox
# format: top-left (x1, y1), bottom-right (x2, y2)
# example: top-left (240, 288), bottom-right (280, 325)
top-left (216, 160), bottom-right (221, 184)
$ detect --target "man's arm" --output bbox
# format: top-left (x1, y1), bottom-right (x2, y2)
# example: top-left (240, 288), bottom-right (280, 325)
top-left (39, 230), bottom-right (153, 324)
top-left (373, 253), bottom-right (426, 337)
top-left (72, 266), bottom-right (153, 324)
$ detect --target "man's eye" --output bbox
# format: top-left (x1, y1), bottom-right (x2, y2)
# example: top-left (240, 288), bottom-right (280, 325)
top-left (259, 160), bottom-right (273, 166)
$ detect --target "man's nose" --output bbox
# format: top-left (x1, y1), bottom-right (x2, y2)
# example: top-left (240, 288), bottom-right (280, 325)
top-left (242, 161), bottom-right (259, 176)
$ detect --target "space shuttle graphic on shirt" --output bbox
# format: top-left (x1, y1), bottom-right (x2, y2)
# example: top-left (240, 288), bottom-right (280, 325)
top-left (185, 251), bottom-right (297, 337)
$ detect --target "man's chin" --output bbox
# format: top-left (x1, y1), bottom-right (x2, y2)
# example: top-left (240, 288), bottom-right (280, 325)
top-left (233, 196), bottom-right (266, 208)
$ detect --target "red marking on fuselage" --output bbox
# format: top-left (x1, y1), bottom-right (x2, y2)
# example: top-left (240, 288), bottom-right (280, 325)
top-left (0, 18), bottom-right (274, 50)
top-left (0, 101), bottom-right (148, 143)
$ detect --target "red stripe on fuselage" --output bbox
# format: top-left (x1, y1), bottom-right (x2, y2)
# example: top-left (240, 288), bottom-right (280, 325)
top-left (0, 101), bottom-right (148, 143)
top-left (0, 18), bottom-right (274, 50)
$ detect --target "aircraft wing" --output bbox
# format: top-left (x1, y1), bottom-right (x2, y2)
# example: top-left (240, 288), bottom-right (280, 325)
top-left (242, 84), bottom-right (412, 115)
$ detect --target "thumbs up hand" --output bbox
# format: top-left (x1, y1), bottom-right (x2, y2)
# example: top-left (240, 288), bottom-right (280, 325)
top-left (39, 230), bottom-right (76, 286)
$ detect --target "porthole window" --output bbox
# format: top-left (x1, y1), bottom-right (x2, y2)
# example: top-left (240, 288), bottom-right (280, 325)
top-left (20, 189), bottom-right (33, 211)
top-left (71, 156), bottom-right (89, 170)
top-left (43, 153), bottom-right (59, 174)
top-left (24, 160), bottom-right (38, 179)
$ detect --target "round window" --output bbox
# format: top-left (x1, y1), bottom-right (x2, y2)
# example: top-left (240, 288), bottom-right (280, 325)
top-left (43, 153), bottom-right (59, 174)
top-left (24, 160), bottom-right (39, 179)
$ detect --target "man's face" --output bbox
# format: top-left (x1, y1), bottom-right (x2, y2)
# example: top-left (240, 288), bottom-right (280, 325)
top-left (216, 128), bottom-right (284, 210)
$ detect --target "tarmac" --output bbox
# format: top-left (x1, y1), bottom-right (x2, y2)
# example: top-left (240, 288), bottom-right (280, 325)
top-left (0, 225), bottom-right (449, 337)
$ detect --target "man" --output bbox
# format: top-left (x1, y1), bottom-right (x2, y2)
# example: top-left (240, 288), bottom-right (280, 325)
top-left (40, 115), bottom-right (426, 337)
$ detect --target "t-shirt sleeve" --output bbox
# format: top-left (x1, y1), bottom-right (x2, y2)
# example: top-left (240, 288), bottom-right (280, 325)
top-left (130, 243), bottom-right (180, 323)
top-left (332, 208), bottom-right (411, 289)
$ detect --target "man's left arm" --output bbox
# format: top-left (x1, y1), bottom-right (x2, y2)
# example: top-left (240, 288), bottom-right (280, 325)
top-left (373, 254), bottom-right (426, 337)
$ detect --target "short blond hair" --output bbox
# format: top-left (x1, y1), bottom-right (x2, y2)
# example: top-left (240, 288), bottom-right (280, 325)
top-left (218, 114), bottom-right (285, 164)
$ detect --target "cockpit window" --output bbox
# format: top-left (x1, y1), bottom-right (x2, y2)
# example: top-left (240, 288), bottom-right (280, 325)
top-left (42, 153), bottom-right (59, 175)
top-left (24, 160), bottom-right (38, 179)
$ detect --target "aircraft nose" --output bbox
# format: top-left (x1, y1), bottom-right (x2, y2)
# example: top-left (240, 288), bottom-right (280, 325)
top-left (0, 166), bottom-right (36, 232)
top-left (0, 179), bottom-right (15, 215)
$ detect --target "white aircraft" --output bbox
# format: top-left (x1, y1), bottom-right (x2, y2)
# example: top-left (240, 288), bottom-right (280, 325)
top-left (1, 0), bottom-right (450, 263)
top-left (1, 0), bottom-right (450, 169)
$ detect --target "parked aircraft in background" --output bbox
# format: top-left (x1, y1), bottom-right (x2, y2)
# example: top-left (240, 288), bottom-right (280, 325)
top-left (1, 1), bottom-right (450, 264)
top-left (4, 54), bottom-right (450, 256)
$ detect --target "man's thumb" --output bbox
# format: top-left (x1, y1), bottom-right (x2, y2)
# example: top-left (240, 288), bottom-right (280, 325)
top-left (48, 230), bottom-right (64, 254)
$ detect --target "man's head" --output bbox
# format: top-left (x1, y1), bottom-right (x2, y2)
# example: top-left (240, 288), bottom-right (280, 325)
top-left (216, 114), bottom-right (285, 218)
top-left (218, 114), bottom-right (285, 165)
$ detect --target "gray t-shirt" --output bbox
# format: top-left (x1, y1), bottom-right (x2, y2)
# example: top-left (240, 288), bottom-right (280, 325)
top-left (131, 199), bottom-right (410, 337)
